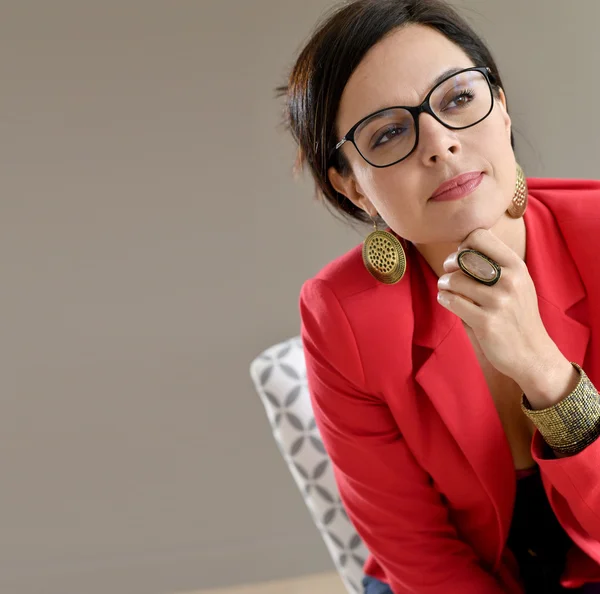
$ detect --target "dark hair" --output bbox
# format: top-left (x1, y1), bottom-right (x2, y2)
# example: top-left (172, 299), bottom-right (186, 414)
top-left (277, 0), bottom-right (513, 224)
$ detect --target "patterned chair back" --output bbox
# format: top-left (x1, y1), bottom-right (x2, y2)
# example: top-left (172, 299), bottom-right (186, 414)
top-left (250, 336), bottom-right (369, 594)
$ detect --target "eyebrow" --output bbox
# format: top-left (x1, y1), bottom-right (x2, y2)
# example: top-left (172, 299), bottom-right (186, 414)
top-left (430, 67), bottom-right (465, 89)
top-left (362, 66), bottom-right (468, 118)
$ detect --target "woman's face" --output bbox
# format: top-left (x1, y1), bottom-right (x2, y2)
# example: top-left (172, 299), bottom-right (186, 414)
top-left (329, 24), bottom-right (515, 246)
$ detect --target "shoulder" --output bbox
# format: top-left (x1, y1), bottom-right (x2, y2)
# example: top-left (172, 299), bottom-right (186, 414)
top-left (299, 244), bottom-right (375, 347)
top-left (528, 177), bottom-right (600, 223)
top-left (299, 240), bottom-right (413, 316)
top-left (299, 240), bottom-right (414, 369)
top-left (299, 241), bottom-right (415, 395)
top-left (298, 244), bottom-right (376, 389)
top-left (300, 243), bottom-right (376, 304)
top-left (299, 243), bottom-right (379, 327)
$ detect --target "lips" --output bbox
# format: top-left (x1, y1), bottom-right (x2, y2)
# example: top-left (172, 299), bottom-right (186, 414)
top-left (431, 171), bottom-right (484, 199)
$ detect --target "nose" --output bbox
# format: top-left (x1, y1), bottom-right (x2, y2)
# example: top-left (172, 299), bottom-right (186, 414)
top-left (417, 112), bottom-right (461, 166)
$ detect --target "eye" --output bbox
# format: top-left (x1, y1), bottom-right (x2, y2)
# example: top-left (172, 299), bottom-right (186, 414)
top-left (372, 124), bottom-right (408, 149)
top-left (443, 88), bottom-right (476, 111)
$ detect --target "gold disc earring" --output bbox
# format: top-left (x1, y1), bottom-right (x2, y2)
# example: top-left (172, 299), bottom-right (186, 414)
top-left (506, 163), bottom-right (528, 218)
top-left (362, 216), bottom-right (406, 285)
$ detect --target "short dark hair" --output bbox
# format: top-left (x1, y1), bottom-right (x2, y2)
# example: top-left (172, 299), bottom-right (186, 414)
top-left (277, 0), bottom-right (513, 224)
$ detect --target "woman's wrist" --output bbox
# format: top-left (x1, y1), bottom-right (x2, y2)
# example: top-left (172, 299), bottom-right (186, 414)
top-left (515, 352), bottom-right (579, 410)
top-left (520, 362), bottom-right (600, 456)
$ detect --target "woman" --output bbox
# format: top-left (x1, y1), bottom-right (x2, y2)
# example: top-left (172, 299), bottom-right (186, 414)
top-left (278, 0), bottom-right (600, 593)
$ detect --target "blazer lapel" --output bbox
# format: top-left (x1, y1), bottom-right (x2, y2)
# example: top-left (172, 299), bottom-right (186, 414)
top-left (409, 244), bottom-right (515, 568)
top-left (406, 194), bottom-right (590, 568)
top-left (524, 196), bottom-right (590, 371)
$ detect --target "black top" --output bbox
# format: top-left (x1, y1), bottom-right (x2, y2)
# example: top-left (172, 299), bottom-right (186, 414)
top-left (507, 467), bottom-right (600, 593)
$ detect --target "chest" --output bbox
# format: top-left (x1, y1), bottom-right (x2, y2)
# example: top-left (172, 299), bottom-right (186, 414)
top-left (464, 325), bottom-right (536, 470)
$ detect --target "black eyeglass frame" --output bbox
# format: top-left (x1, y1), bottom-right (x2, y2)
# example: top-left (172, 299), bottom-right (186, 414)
top-left (331, 66), bottom-right (495, 169)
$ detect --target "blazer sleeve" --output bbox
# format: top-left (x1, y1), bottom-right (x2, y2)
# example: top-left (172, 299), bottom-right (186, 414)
top-left (533, 430), bottom-right (600, 544)
top-left (300, 278), bottom-right (508, 594)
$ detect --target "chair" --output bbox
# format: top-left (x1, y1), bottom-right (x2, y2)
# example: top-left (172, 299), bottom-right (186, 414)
top-left (250, 336), bottom-right (369, 594)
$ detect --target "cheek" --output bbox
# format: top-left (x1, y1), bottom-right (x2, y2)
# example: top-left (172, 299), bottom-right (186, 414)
top-left (469, 114), bottom-right (514, 177)
top-left (363, 169), bottom-right (421, 225)
top-left (360, 169), bottom-right (399, 204)
top-left (481, 125), bottom-right (516, 201)
top-left (484, 110), bottom-right (512, 154)
top-left (488, 118), bottom-right (515, 167)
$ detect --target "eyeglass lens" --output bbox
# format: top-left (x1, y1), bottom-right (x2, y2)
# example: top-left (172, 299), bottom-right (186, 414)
top-left (353, 70), bottom-right (492, 167)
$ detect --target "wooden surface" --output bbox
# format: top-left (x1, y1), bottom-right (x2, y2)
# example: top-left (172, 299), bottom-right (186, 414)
top-left (181, 571), bottom-right (347, 594)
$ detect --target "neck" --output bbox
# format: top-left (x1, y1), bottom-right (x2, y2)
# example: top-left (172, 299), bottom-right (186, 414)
top-left (413, 213), bottom-right (527, 279)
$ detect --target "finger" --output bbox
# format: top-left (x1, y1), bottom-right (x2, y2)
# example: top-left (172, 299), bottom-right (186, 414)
top-left (437, 271), bottom-right (495, 307)
top-left (458, 228), bottom-right (518, 268)
top-left (442, 251), bottom-right (460, 272)
top-left (437, 288), bottom-right (485, 325)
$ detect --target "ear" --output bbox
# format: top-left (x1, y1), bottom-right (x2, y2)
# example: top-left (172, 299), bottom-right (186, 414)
top-left (496, 88), bottom-right (512, 140)
top-left (328, 166), bottom-right (377, 218)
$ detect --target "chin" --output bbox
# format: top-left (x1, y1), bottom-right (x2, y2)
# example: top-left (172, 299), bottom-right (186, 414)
top-left (444, 208), bottom-right (502, 242)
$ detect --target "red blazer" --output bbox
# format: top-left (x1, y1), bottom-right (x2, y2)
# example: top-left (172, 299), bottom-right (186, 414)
top-left (300, 178), bottom-right (600, 593)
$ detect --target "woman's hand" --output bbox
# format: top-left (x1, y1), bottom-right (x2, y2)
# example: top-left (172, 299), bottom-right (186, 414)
top-left (437, 228), bottom-right (577, 408)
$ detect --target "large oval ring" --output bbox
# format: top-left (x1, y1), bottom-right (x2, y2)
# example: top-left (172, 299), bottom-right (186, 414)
top-left (457, 249), bottom-right (502, 287)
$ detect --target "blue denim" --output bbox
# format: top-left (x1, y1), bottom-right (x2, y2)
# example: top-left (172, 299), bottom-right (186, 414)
top-left (362, 575), bottom-right (393, 594)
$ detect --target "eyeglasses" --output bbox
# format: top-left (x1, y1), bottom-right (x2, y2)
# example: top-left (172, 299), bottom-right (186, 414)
top-left (333, 67), bottom-right (495, 168)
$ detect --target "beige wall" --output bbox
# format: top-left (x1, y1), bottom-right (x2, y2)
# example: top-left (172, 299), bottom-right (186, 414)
top-left (1, 1), bottom-right (598, 593)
